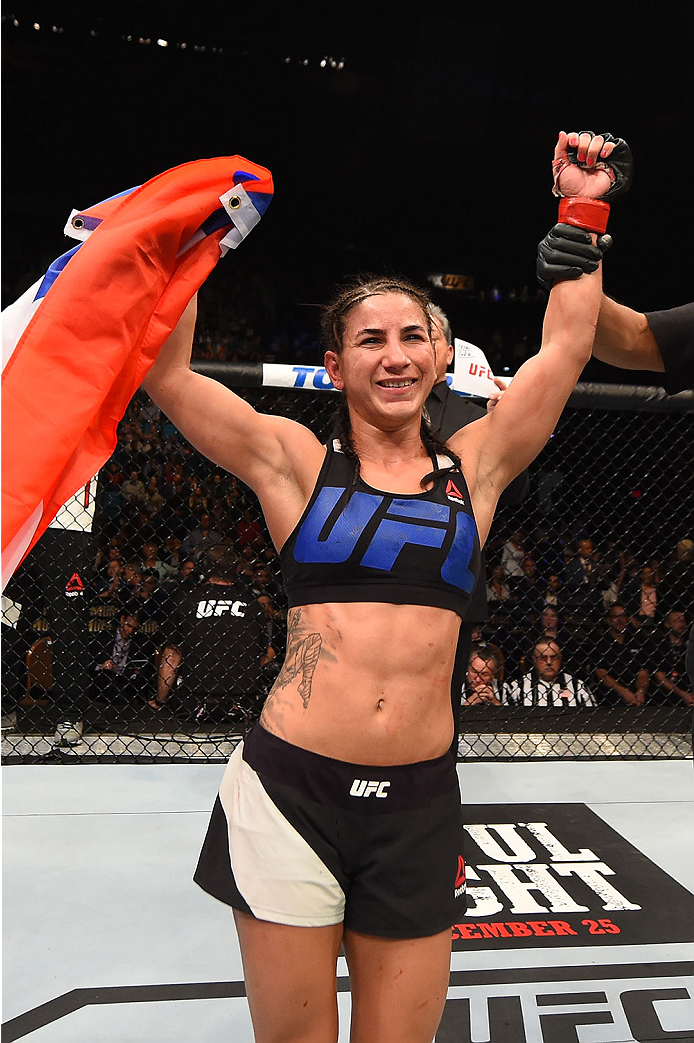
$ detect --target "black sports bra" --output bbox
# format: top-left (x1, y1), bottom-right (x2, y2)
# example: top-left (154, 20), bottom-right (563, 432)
top-left (280, 440), bottom-right (481, 618)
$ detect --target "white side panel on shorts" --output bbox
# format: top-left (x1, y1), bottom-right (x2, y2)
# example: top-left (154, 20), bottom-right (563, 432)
top-left (219, 746), bottom-right (346, 927)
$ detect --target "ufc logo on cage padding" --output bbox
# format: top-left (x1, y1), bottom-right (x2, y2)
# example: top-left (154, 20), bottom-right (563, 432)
top-left (293, 487), bottom-right (477, 592)
top-left (195, 600), bottom-right (247, 618)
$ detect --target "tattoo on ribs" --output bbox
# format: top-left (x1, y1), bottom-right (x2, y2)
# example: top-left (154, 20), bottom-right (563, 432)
top-left (274, 611), bottom-right (323, 709)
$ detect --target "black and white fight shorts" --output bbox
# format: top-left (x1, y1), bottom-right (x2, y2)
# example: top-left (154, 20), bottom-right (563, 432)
top-left (194, 724), bottom-right (467, 939)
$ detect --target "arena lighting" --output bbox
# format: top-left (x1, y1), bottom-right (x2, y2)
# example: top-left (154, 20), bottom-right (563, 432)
top-left (4, 17), bottom-right (345, 67)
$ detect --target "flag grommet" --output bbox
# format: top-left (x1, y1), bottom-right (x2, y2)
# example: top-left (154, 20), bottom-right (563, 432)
top-left (72, 217), bottom-right (85, 229)
top-left (228, 196), bottom-right (241, 209)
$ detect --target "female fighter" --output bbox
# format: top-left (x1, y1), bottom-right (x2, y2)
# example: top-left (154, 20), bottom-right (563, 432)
top-left (142, 131), bottom-right (615, 1043)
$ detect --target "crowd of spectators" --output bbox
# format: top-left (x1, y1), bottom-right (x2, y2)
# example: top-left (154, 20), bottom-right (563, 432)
top-left (7, 382), bottom-right (692, 728)
top-left (464, 527), bottom-right (693, 711)
top-left (82, 389), bottom-right (692, 720)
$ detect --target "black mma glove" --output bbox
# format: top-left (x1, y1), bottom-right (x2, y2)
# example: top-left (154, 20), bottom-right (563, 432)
top-left (537, 223), bottom-right (613, 291)
top-left (553, 132), bottom-right (634, 200)
top-left (567, 131), bottom-right (634, 199)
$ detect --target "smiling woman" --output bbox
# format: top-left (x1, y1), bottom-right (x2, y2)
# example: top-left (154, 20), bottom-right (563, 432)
top-left (141, 228), bottom-right (603, 1039)
top-left (320, 274), bottom-right (462, 497)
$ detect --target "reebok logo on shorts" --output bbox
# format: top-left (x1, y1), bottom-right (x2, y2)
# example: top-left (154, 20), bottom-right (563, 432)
top-left (350, 779), bottom-right (391, 798)
top-left (454, 855), bottom-right (466, 898)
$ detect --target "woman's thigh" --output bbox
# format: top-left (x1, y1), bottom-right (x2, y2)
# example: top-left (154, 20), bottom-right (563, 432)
top-left (233, 909), bottom-right (344, 1043)
top-left (344, 926), bottom-right (453, 1043)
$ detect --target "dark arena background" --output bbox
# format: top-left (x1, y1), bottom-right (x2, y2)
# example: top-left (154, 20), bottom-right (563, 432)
top-left (2, 7), bottom-right (693, 1043)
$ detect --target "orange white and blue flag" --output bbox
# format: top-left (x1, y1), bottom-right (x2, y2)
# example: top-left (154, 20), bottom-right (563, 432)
top-left (1, 155), bottom-right (273, 587)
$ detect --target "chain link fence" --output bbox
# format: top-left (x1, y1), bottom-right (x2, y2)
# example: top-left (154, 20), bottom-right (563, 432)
top-left (2, 372), bottom-right (693, 763)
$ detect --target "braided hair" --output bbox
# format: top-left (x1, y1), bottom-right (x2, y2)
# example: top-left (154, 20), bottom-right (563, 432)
top-left (321, 275), bottom-right (462, 495)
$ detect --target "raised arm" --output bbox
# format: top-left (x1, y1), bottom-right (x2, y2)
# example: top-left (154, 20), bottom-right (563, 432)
top-left (537, 231), bottom-right (666, 371)
top-left (454, 131), bottom-right (619, 532)
top-left (455, 263), bottom-right (602, 506)
top-left (141, 296), bottom-right (322, 500)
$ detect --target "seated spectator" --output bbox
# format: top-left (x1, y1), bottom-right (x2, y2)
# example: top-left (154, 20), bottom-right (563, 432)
top-left (505, 639), bottom-right (596, 708)
top-left (103, 460), bottom-right (124, 488)
top-left (177, 558), bottom-right (200, 587)
top-left (153, 552), bottom-right (274, 717)
top-left (120, 468), bottom-right (148, 510)
top-left (486, 564), bottom-right (512, 611)
top-left (203, 470), bottom-right (232, 503)
top-left (521, 605), bottom-right (563, 656)
top-left (621, 563), bottom-right (660, 631)
top-left (94, 537), bottom-right (127, 573)
top-left (247, 561), bottom-right (284, 604)
top-left (122, 560), bottom-right (144, 601)
top-left (225, 475), bottom-right (248, 514)
top-left (162, 461), bottom-right (185, 496)
top-left (160, 559), bottom-right (203, 622)
top-left (509, 555), bottom-right (545, 614)
top-left (143, 476), bottom-right (165, 517)
top-left (658, 539), bottom-right (694, 618)
top-left (647, 555), bottom-right (664, 582)
top-left (119, 507), bottom-right (160, 557)
top-left (469, 626), bottom-right (506, 679)
top-left (99, 462), bottom-right (125, 523)
top-left (180, 511), bottom-right (223, 562)
top-left (540, 573), bottom-right (563, 611)
top-left (161, 534), bottom-right (183, 571)
top-left (462, 644), bottom-right (504, 707)
top-left (140, 540), bottom-right (179, 585)
top-left (500, 530), bottom-right (526, 582)
top-left (601, 547), bottom-right (633, 611)
top-left (90, 558), bottom-right (125, 606)
top-left (559, 538), bottom-right (596, 609)
top-left (88, 607), bottom-right (154, 705)
top-left (185, 474), bottom-right (209, 516)
top-left (234, 507), bottom-right (266, 553)
top-left (563, 537), bottom-right (604, 618)
top-left (591, 603), bottom-right (649, 706)
top-left (133, 569), bottom-right (168, 631)
top-left (650, 609), bottom-right (694, 706)
top-left (139, 420), bottom-right (162, 457)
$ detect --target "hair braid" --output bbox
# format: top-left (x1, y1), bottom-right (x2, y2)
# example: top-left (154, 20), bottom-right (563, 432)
top-left (420, 413), bottom-right (462, 487)
top-left (333, 394), bottom-right (362, 496)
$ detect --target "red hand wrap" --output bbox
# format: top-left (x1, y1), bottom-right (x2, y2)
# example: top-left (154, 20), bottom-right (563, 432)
top-left (558, 196), bottom-right (610, 234)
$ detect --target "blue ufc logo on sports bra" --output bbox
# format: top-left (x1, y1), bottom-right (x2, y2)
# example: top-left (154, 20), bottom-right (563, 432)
top-left (292, 486), bottom-right (477, 593)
